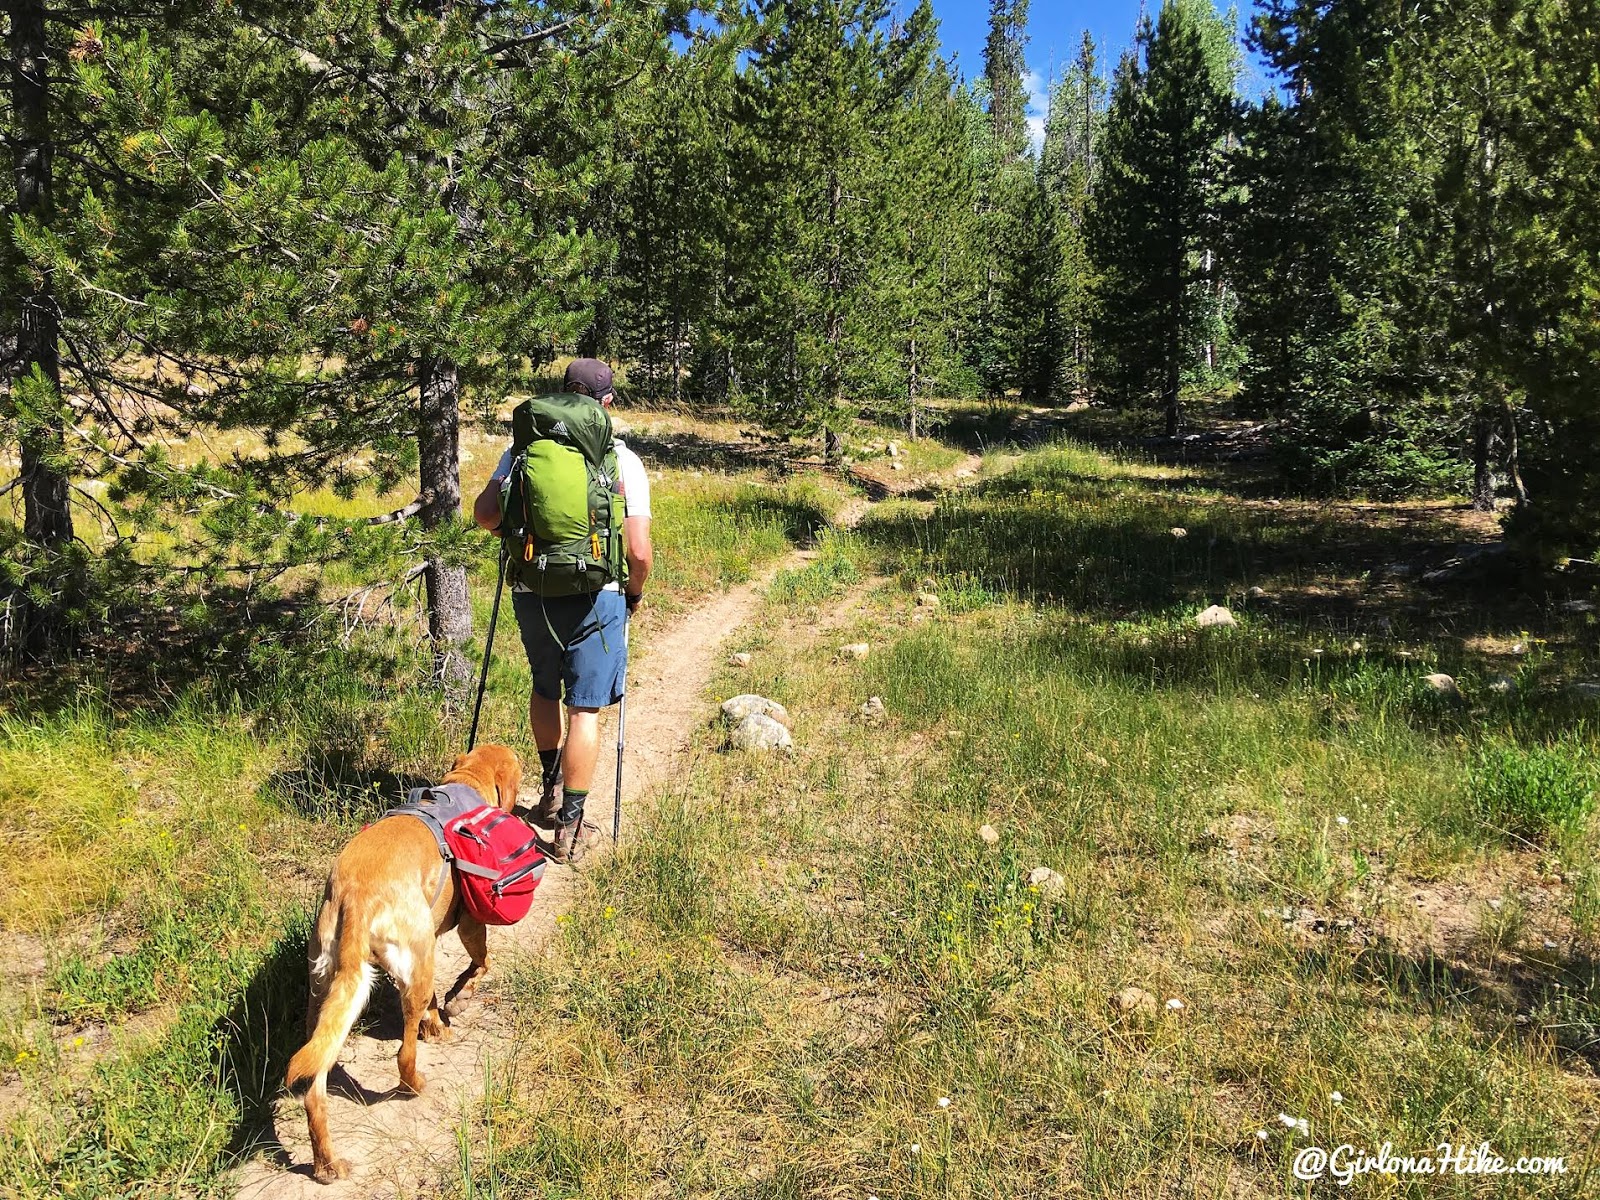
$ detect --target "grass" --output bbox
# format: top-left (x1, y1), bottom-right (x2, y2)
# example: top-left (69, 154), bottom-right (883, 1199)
top-left (458, 439), bottom-right (1600, 1199)
top-left (0, 427), bottom-right (842, 1196)
top-left (7, 431), bottom-right (1600, 1197)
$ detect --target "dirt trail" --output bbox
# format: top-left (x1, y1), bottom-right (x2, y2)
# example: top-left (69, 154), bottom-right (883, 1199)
top-left (233, 452), bottom-right (981, 1198)
top-left (233, 565), bottom-right (805, 1199)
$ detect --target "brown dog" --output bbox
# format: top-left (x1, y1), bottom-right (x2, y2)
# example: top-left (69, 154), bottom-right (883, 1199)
top-left (285, 744), bottom-right (522, 1183)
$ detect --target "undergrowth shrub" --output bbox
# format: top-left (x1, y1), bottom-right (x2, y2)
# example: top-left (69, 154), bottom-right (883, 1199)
top-left (1467, 736), bottom-right (1596, 840)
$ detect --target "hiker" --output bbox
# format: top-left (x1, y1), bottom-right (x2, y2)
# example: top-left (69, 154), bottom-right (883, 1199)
top-left (472, 358), bottom-right (652, 864)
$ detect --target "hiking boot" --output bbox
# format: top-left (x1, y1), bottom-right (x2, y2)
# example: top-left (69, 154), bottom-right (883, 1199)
top-left (550, 819), bottom-right (599, 866)
top-left (536, 774), bottom-right (562, 825)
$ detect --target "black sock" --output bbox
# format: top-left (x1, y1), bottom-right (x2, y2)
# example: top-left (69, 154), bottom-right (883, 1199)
top-left (558, 787), bottom-right (588, 828)
top-left (538, 748), bottom-right (560, 787)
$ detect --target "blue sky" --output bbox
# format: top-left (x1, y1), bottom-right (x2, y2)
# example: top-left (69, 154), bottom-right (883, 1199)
top-left (914, 1), bottom-right (1269, 149)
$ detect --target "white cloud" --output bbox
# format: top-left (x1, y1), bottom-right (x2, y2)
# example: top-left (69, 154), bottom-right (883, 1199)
top-left (1023, 68), bottom-right (1048, 156)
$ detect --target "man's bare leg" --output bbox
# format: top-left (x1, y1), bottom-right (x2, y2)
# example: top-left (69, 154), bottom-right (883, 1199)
top-left (530, 693), bottom-right (564, 820)
top-left (552, 707), bottom-right (602, 862)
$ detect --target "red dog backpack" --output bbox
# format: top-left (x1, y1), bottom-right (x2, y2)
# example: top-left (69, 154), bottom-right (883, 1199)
top-left (388, 786), bottom-right (547, 925)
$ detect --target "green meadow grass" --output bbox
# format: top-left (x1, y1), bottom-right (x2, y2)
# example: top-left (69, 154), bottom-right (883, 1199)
top-left (460, 442), bottom-right (1600, 1199)
top-left (0, 456), bottom-right (838, 1197)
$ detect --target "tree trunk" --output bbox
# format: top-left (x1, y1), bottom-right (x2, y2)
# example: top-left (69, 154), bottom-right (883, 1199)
top-left (1164, 243), bottom-right (1183, 438)
top-left (1471, 407), bottom-right (1496, 512)
top-left (907, 332), bottom-right (919, 441)
top-left (1502, 397), bottom-right (1528, 506)
top-left (10, 0), bottom-right (73, 551)
top-left (418, 356), bottom-right (473, 687)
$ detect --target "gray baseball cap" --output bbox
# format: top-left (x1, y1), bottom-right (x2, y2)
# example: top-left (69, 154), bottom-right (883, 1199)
top-left (563, 358), bottom-right (614, 402)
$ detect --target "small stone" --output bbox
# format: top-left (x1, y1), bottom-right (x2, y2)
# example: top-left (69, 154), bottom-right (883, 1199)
top-left (1544, 939), bottom-right (1558, 951)
top-left (1195, 604), bottom-right (1236, 629)
top-left (1335, 814), bottom-right (1350, 827)
top-left (728, 652), bottom-right (752, 668)
top-left (891, 461), bottom-right (904, 471)
top-left (1170, 526), bottom-right (1188, 539)
top-left (727, 713), bottom-right (794, 753)
top-left (978, 823), bottom-right (1000, 845)
top-left (1165, 997), bottom-right (1185, 1011)
top-left (1487, 898), bottom-right (1503, 912)
top-left (888, 441), bottom-right (901, 458)
top-left (1111, 986), bottom-right (1159, 1017)
top-left (838, 642), bottom-right (871, 661)
top-left (860, 695), bottom-right (886, 721)
top-left (1027, 866), bottom-right (1066, 899)
top-left (1246, 586), bottom-right (1267, 599)
top-left (721, 694), bottom-right (792, 728)
top-left (917, 592), bottom-right (941, 609)
top-left (1422, 672), bottom-right (1459, 697)
top-left (919, 576), bottom-right (937, 591)
top-left (1487, 673), bottom-right (1516, 695)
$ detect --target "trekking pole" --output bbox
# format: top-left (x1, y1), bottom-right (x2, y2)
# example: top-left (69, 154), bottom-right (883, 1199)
top-left (467, 543), bottom-right (509, 752)
top-left (613, 607), bottom-right (629, 842)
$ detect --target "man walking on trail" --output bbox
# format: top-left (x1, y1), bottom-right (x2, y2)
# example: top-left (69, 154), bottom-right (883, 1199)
top-left (472, 358), bottom-right (653, 864)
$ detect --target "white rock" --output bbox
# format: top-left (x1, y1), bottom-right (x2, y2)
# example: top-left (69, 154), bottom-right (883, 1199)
top-left (1195, 604), bottom-right (1236, 629)
top-left (728, 713), bottom-right (794, 753)
top-left (728, 652), bottom-right (752, 668)
top-left (838, 642), bottom-right (871, 661)
top-left (978, 823), bottom-right (1000, 845)
top-left (888, 441), bottom-right (901, 458)
top-left (1110, 986), bottom-right (1158, 1016)
top-left (1246, 586), bottom-right (1267, 599)
top-left (860, 695), bottom-right (886, 721)
top-left (1027, 866), bottom-right (1066, 899)
top-left (1170, 526), bottom-right (1189, 539)
top-left (1422, 672), bottom-right (1459, 697)
top-left (891, 461), bottom-right (904, 471)
top-left (916, 592), bottom-right (941, 609)
top-left (1487, 673), bottom-right (1516, 695)
top-left (721, 694), bottom-right (792, 728)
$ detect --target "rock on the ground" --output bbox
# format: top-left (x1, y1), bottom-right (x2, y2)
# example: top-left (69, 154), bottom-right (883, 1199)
top-left (1170, 526), bottom-right (1188, 539)
top-left (1111, 986), bottom-right (1159, 1017)
top-left (1027, 866), bottom-right (1066, 900)
top-left (1563, 599), bottom-right (1596, 614)
top-left (888, 441), bottom-right (901, 458)
top-left (838, 642), bottom-right (871, 661)
top-left (728, 713), bottom-right (794, 754)
top-left (721, 693), bottom-right (792, 728)
top-left (1246, 586), bottom-right (1268, 600)
top-left (860, 695), bottom-right (886, 721)
top-left (1195, 604), bottom-right (1236, 629)
top-left (978, 823), bottom-right (1000, 846)
top-left (1422, 672), bottom-right (1460, 697)
top-left (1487, 673), bottom-right (1517, 696)
top-left (916, 592), bottom-right (941, 609)
top-left (891, 461), bottom-right (904, 471)
top-left (919, 576), bottom-right (937, 591)
top-left (728, 652), bottom-right (753, 668)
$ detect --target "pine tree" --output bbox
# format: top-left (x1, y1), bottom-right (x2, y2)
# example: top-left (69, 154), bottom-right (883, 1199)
top-left (873, 0), bottom-right (980, 434)
top-left (1087, 0), bottom-right (1234, 436)
top-left (1231, 0), bottom-right (1459, 497)
top-left (1041, 31), bottom-right (1105, 394)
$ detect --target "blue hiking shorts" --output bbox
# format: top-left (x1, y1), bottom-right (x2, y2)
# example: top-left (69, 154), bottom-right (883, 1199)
top-left (510, 588), bottom-right (628, 709)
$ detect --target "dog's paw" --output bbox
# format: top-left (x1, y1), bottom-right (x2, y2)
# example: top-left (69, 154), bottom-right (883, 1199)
top-left (398, 1071), bottom-right (427, 1096)
top-left (313, 1157), bottom-right (352, 1183)
top-left (419, 1017), bottom-right (450, 1043)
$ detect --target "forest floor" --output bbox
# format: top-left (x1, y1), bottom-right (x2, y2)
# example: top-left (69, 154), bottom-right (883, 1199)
top-left (4, 398), bottom-right (1600, 1198)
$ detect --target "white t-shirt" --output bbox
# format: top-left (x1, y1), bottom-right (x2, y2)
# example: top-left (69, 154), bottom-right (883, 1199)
top-left (491, 439), bottom-right (650, 592)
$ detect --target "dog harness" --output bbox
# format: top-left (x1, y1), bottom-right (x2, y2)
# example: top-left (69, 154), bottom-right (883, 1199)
top-left (381, 783), bottom-right (501, 908)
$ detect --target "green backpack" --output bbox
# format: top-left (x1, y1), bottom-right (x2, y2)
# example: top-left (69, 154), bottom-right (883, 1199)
top-left (499, 394), bottom-right (629, 597)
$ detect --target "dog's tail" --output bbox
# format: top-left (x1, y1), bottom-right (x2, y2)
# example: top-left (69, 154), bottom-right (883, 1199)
top-left (286, 900), bottom-right (373, 1096)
